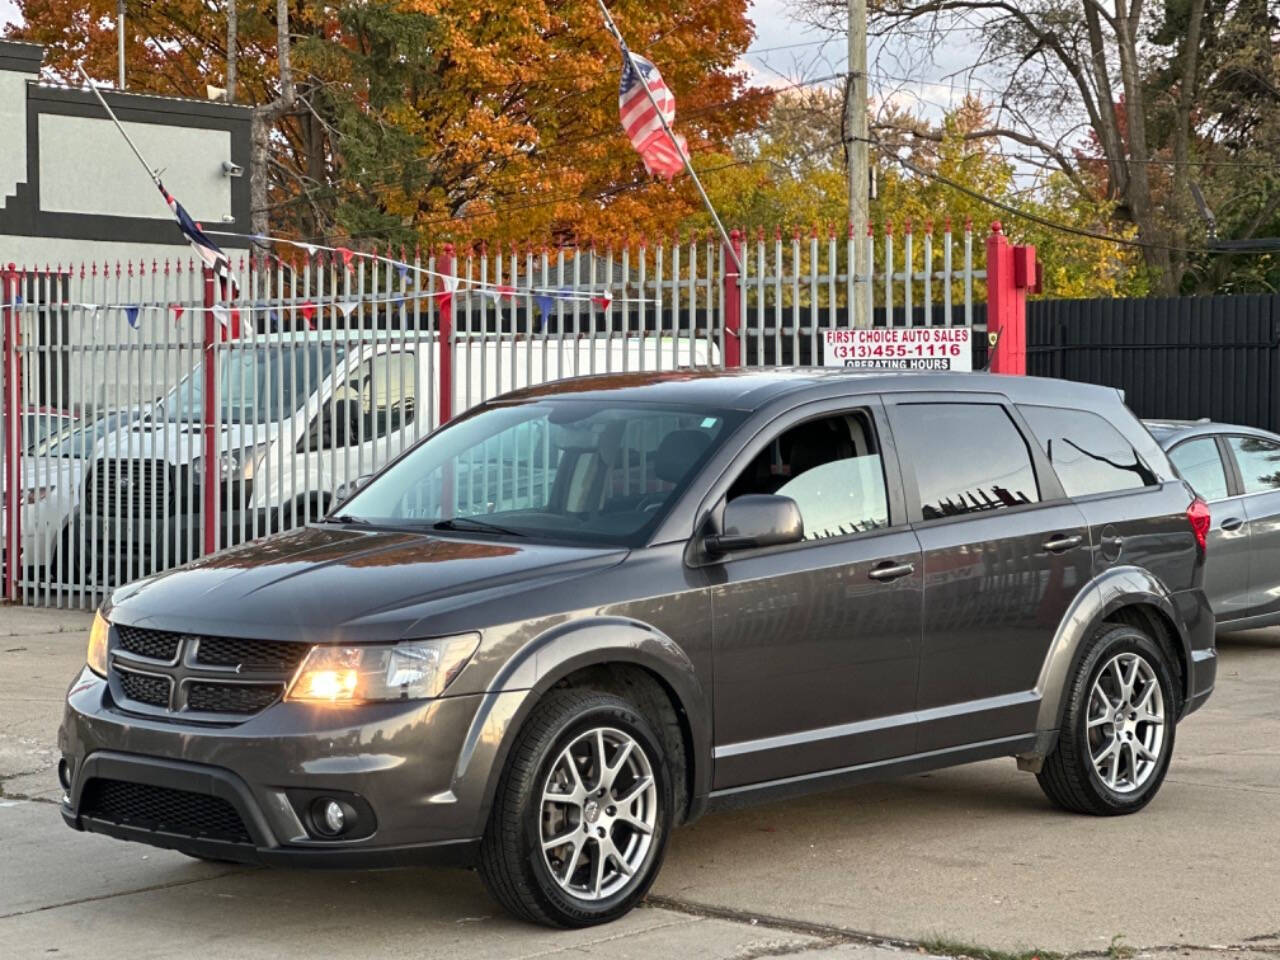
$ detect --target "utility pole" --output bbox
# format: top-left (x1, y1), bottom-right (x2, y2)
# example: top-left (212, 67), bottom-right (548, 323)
top-left (847, 0), bottom-right (869, 327)
top-left (117, 0), bottom-right (126, 89)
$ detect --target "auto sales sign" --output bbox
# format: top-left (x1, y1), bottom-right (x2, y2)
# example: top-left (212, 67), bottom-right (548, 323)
top-left (822, 327), bottom-right (973, 372)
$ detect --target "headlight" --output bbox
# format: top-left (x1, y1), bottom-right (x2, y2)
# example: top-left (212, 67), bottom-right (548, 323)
top-left (285, 633), bottom-right (480, 703)
top-left (87, 611), bottom-right (110, 678)
top-left (23, 486), bottom-right (54, 504)
top-left (193, 443), bottom-right (269, 482)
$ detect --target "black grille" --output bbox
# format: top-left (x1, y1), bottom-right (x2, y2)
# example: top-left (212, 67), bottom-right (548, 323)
top-left (116, 668), bottom-right (171, 707)
top-left (89, 458), bottom-right (172, 517)
top-left (195, 636), bottom-right (311, 672)
top-left (80, 778), bottom-right (251, 843)
top-left (116, 625), bottom-right (181, 662)
top-left (187, 682), bottom-right (282, 714)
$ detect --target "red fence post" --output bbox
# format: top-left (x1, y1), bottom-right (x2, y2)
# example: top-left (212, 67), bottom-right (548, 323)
top-left (722, 229), bottom-right (743, 368)
top-left (2, 263), bottom-right (21, 601)
top-left (985, 221), bottom-right (1036, 375)
top-left (202, 268), bottom-right (218, 555)
top-left (437, 243), bottom-right (455, 425)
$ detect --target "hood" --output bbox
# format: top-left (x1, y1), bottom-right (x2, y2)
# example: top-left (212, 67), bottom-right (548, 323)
top-left (99, 420), bottom-right (276, 466)
top-left (106, 524), bottom-right (626, 643)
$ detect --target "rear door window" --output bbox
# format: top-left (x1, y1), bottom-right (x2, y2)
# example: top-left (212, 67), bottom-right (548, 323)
top-left (1018, 405), bottom-right (1157, 498)
top-left (1168, 437), bottom-right (1230, 501)
top-left (891, 403), bottom-right (1040, 519)
top-left (1227, 435), bottom-right (1280, 494)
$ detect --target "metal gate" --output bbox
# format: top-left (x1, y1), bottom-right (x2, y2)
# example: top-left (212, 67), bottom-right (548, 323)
top-left (1, 220), bottom-right (984, 606)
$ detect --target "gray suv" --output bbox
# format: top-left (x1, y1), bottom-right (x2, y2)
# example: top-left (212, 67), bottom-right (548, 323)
top-left (59, 370), bottom-right (1217, 928)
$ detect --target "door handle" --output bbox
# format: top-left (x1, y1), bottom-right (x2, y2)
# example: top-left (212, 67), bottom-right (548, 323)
top-left (1043, 534), bottom-right (1083, 553)
top-left (869, 561), bottom-right (915, 582)
top-left (1220, 516), bottom-right (1244, 532)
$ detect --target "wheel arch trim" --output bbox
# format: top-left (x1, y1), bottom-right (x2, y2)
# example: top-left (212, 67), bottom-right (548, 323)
top-left (451, 617), bottom-right (710, 834)
top-left (1033, 565), bottom-right (1193, 736)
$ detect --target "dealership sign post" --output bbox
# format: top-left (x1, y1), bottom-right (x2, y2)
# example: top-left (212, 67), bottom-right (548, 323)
top-left (823, 327), bottom-right (973, 371)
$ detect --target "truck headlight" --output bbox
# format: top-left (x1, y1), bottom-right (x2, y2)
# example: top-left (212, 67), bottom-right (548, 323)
top-left (23, 486), bottom-right (54, 504)
top-left (285, 634), bottom-right (480, 703)
top-left (87, 611), bottom-right (110, 678)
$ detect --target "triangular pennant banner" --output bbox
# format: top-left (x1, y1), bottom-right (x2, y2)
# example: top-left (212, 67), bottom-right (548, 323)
top-left (212, 305), bottom-right (244, 340)
top-left (301, 242), bottom-right (317, 258)
top-left (300, 300), bottom-right (316, 329)
top-left (535, 294), bottom-right (554, 331)
top-left (171, 304), bottom-right (185, 323)
top-left (336, 246), bottom-right (354, 271)
top-left (396, 263), bottom-right (410, 282)
top-left (125, 305), bottom-right (140, 328)
top-left (337, 300), bottom-right (360, 319)
top-left (592, 290), bottom-right (613, 310)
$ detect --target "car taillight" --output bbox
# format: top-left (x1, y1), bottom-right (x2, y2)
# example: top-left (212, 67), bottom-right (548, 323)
top-left (1187, 497), bottom-right (1211, 553)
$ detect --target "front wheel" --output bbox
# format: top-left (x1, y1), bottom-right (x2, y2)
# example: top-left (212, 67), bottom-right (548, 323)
top-left (1037, 623), bottom-right (1177, 815)
top-left (478, 689), bottom-right (673, 927)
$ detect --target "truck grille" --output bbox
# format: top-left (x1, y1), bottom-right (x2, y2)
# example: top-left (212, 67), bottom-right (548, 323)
top-left (89, 458), bottom-right (173, 516)
top-left (80, 778), bottom-right (252, 844)
top-left (110, 625), bottom-right (310, 719)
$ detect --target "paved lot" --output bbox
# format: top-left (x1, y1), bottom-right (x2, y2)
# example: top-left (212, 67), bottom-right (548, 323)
top-left (2, 605), bottom-right (1277, 960)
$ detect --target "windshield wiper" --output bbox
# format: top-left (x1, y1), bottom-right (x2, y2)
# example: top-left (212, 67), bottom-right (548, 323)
top-left (433, 516), bottom-right (527, 537)
top-left (327, 513), bottom-right (372, 526)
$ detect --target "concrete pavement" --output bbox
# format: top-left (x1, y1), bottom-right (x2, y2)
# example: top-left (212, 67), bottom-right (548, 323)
top-left (2, 606), bottom-right (1277, 959)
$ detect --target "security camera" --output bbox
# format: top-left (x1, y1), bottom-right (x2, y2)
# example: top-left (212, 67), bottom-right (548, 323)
top-left (221, 161), bottom-right (244, 178)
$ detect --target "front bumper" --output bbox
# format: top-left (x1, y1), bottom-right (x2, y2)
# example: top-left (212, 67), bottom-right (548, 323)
top-left (58, 669), bottom-right (528, 868)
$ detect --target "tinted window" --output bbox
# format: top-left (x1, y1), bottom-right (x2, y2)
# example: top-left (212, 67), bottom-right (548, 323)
top-left (1228, 435), bottom-right (1280, 494)
top-left (1019, 405), bottom-right (1157, 498)
top-left (894, 403), bottom-right (1039, 519)
top-left (342, 401), bottom-right (742, 547)
top-left (1169, 438), bottom-right (1230, 501)
top-left (728, 410), bottom-right (890, 540)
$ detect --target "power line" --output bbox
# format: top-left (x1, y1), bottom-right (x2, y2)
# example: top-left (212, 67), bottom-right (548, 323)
top-left (876, 145), bottom-right (1202, 255)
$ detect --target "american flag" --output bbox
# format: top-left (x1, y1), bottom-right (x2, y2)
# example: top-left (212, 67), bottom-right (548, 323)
top-left (159, 182), bottom-right (237, 291)
top-left (619, 50), bottom-right (688, 179)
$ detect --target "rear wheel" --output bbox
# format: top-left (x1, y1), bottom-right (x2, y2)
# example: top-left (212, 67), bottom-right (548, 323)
top-left (1037, 623), bottom-right (1177, 815)
top-left (478, 689), bottom-right (673, 927)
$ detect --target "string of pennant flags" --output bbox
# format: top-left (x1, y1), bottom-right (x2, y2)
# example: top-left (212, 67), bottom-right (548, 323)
top-left (37, 285), bottom-right (630, 337)
top-left (207, 228), bottom-right (635, 307)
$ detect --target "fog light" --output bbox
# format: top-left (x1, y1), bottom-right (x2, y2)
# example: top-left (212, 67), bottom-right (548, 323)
top-left (312, 797), bottom-right (355, 838)
top-left (57, 759), bottom-right (71, 791)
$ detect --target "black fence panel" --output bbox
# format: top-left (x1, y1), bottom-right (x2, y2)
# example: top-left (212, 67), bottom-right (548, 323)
top-left (1027, 295), bottom-right (1280, 432)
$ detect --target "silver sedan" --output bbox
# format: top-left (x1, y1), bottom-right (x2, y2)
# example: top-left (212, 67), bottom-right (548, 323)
top-left (1147, 419), bottom-right (1280, 629)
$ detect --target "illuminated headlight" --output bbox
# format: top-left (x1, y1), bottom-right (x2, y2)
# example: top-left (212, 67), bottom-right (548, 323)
top-left (87, 611), bottom-right (110, 678)
top-left (285, 634), bottom-right (480, 703)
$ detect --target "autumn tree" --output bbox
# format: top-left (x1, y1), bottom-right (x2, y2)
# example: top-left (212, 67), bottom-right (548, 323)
top-left (688, 90), bottom-right (1143, 298)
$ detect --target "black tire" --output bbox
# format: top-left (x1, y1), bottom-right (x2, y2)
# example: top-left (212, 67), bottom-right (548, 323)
top-left (478, 689), bottom-right (674, 927)
top-left (1037, 623), bottom-right (1178, 815)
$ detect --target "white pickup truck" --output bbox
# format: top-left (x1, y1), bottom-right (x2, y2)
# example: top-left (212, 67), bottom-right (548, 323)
top-left (78, 332), bottom-right (719, 579)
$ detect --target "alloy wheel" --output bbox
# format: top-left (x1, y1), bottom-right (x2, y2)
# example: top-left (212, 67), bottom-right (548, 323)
top-left (1087, 651), bottom-right (1166, 794)
top-left (539, 726), bottom-right (658, 901)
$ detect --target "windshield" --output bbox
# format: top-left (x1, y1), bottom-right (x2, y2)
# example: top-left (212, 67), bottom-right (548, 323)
top-left (161, 343), bottom-right (342, 424)
top-left (36, 410), bottom-right (138, 459)
top-left (338, 400), bottom-right (743, 547)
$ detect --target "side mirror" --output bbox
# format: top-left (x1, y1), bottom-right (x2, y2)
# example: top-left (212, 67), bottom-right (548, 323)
top-left (704, 494), bottom-right (804, 556)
